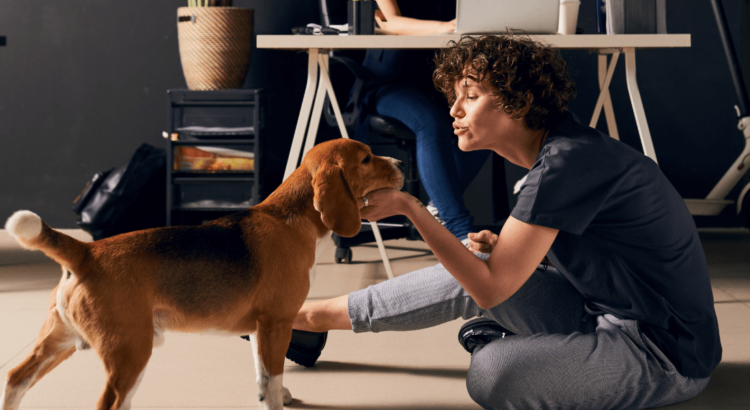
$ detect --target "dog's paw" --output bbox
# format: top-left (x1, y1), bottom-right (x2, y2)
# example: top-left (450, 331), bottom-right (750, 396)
top-left (260, 391), bottom-right (288, 410)
top-left (258, 374), bottom-right (269, 402)
top-left (283, 386), bottom-right (292, 405)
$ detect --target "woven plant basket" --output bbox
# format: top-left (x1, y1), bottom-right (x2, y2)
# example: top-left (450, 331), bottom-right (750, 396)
top-left (177, 7), bottom-right (253, 90)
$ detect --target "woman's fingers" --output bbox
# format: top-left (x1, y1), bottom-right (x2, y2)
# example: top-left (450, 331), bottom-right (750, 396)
top-left (478, 230), bottom-right (498, 244)
top-left (467, 230), bottom-right (498, 253)
top-left (469, 230), bottom-right (493, 243)
top-left (358, 188), bottom-right (406, 222)
top-left (374, 9), bottom-right (389, 30)
top-left (468, 242), bottom-right (491, 253)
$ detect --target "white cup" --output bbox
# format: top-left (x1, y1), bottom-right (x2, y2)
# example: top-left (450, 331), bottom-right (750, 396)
top-left (558, 0), bottom-right (581, 35)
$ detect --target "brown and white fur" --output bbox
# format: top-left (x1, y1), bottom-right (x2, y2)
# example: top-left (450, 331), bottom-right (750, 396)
top-left (1, 139), bottom-right (403, 410)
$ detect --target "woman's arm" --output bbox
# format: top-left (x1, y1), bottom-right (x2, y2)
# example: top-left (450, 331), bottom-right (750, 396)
top-left (360, 189), bottom-right (558, 309)
top-left (374, 0), bottom-right (456, 35)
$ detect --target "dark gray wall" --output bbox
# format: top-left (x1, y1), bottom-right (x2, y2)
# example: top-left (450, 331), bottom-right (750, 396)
top-left (0, 0), bottom-right (747, 228)
top-left (570, 0), bottom-right (745, 203)
top-left (0, 0), bottom-right (318, 228)
top-left (571, 0), bottom-right (747, 216)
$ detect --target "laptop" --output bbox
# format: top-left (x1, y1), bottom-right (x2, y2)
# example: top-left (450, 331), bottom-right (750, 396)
top-left (454, 0), bottom-right (560, 34)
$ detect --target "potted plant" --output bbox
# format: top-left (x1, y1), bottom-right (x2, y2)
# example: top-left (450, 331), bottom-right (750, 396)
top-left (177, 0), bottom-right (254, 90)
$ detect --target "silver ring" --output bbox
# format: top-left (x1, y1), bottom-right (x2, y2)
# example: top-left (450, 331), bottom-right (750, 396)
top-left (363, 197), bottom-right (369, 207)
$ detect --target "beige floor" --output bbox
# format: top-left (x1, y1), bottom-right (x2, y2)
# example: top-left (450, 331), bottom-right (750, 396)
top-left (0, 228), bottom-right (748, 409)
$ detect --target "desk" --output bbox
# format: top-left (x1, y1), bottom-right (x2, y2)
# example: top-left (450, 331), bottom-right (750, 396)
top-left (257, 34), bottom-right (691, 276)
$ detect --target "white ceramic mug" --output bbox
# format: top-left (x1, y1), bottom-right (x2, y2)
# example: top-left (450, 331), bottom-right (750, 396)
top-left (558, 0), bottom-right (581, 35)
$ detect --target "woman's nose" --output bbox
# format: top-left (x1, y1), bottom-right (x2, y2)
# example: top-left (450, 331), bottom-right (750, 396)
top-left (450, 101), bottom-right (463, 118)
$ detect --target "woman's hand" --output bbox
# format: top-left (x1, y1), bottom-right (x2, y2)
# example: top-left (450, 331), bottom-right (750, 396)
top-left (357, 188), bottom-right (413, 222)
top-left (438, 18), bottom-right (457, 33)
top-left (374, 9), bottom-right (392, 32)
top-left (374, 4), bottom-right (456, 35)
top-left (466, 230), bottom-right (498, 253)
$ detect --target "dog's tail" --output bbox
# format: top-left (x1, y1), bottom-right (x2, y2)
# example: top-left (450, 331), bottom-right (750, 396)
top-left (5, 210), bottom-right (89, 271)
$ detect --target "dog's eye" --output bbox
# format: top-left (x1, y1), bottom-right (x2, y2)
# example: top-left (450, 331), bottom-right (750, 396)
top-left (362, 155), bottom-right (371, 165)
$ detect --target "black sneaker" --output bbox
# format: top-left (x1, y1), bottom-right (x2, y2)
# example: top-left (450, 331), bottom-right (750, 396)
top-left (285, 329), bottom-right (328, 367)
top-left (240, 330), bottom-right (328, 367)
top-left (458, 318), bottom-right (513, 355)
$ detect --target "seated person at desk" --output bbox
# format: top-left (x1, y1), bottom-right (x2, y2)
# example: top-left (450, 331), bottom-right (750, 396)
top-left (288, 35), bottom-right (721, 409)
top-left (353, 0), bottom-right (489, 241)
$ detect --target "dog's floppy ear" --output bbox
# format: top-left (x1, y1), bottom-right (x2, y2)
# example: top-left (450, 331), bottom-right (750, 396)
top-left (312, 164), bottom-right (361, 237)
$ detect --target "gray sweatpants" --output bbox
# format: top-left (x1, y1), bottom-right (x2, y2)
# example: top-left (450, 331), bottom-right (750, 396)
top-left (347, 254), bottom-right (710, 410)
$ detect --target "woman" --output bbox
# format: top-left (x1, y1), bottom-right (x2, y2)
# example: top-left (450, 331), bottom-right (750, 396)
top-left (290, 35), bottom-right (721, 409)
top-left (352, 0), bottom-right (490, 241)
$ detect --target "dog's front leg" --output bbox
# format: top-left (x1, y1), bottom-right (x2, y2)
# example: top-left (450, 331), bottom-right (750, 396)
top-left (251, 323), bottom-right (293, 409)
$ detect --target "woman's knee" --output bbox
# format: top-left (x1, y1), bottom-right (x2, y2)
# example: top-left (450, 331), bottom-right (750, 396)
top-left (465, 341), bottom-right (521, 409)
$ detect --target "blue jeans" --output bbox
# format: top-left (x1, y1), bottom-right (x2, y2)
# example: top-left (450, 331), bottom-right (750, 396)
top-left (365, 84), bottom-right (490, 238)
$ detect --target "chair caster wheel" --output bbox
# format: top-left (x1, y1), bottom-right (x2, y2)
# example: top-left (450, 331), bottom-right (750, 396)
top-left (335, 247), bottom-right (353, 264)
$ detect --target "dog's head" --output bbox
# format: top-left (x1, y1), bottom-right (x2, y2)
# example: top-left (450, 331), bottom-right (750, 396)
top-left (305, 139), bottom-right (404, 237)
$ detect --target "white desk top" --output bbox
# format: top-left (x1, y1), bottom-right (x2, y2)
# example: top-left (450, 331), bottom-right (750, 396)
top-left (257, 34), bottom-right (691, 50)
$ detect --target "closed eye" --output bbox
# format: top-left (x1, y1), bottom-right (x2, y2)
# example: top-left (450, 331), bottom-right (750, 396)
top-left (362, 155), bottom-right (371, 164)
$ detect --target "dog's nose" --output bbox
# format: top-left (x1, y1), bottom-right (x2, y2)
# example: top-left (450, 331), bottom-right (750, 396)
top-left (396, 160), bottom-right (405, 174)
top-left (385, 156), bottom-right (404, 173)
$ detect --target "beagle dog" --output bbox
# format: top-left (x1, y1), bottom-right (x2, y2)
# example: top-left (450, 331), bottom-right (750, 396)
top-left (1, 139), bottom-right (403, 410)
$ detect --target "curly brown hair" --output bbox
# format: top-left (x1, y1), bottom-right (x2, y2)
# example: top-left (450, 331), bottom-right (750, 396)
top-left (433, 35), bottom-right (576, 131)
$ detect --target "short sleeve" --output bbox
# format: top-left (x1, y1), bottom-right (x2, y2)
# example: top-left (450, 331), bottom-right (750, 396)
top-left (510, 140), bottom-right (626, 235)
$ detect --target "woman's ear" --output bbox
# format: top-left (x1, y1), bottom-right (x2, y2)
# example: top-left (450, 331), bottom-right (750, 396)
top-left (312, 164), bottom-right (362, 237)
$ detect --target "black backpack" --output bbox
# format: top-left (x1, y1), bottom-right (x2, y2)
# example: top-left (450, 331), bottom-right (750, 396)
top-left (72, 144), bottom-right (166, 240)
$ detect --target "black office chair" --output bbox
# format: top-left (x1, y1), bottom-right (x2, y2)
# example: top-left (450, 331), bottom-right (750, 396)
top-left (320, 54), bottom-right (423, 264)
top-left (308, 5), bottom-right (422, 264)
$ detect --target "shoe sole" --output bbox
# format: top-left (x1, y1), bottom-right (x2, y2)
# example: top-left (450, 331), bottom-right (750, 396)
top-left (458, 318), bottom-right (513, 354)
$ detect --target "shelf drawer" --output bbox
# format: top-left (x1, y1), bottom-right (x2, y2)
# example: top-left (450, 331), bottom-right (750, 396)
top-left (173, 183), bottom-right (256, 210)
top-left (173, 146), bottom-right (255, 173)
top-left (169, 89), bottom-right (264, 132)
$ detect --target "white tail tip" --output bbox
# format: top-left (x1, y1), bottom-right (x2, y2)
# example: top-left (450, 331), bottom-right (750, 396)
top-left (5, 210), bottom-right (43, 241)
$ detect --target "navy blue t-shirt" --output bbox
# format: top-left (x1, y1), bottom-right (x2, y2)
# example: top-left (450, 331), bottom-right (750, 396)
top-left (510, 112), bottom-right (721, 378)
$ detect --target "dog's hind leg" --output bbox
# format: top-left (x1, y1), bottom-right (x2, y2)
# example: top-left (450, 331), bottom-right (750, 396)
top-left (254, 320), bottom-right (294, 410)
top-left (1, 309), bottom-right (76, 410)
top-left (93, 332), bottom-right (152, 410)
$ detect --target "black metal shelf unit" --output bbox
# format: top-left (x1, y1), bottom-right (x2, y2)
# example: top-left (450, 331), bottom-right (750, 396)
top-left (166, 89), bottom-right (264, 226)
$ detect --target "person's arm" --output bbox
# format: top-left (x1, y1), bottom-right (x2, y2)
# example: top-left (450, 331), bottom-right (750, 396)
top-left (359, 189), bottom-right (558, 309)
top-left (374, 0), bottom-right (456, 35)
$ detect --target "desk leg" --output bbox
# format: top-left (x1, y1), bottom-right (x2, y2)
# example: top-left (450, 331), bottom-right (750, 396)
top-left (597, 53), bottom-right (621, 140)
top-left (302, 58), bottom-right (330, 157)
top-left (624, 48), bottom-right (659, 163)
top-left (285, 49), bottom-right (320, 181)
top-left (590, 51), bottom-right (619, 133)
top-left (318, 54), bottom-right (350, 140)
top-left (370, 221), bottom-right (395, 280)
top-left (316, 55), bottom-right (394, 279)
top-left (303, 54), bottom-right (351, 158)
top-left (293, 51), bottom-right (395, 279)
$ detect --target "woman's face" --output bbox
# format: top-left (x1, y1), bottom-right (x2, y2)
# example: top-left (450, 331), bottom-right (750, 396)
top-left (449, 77), bottom-right (516, 152)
